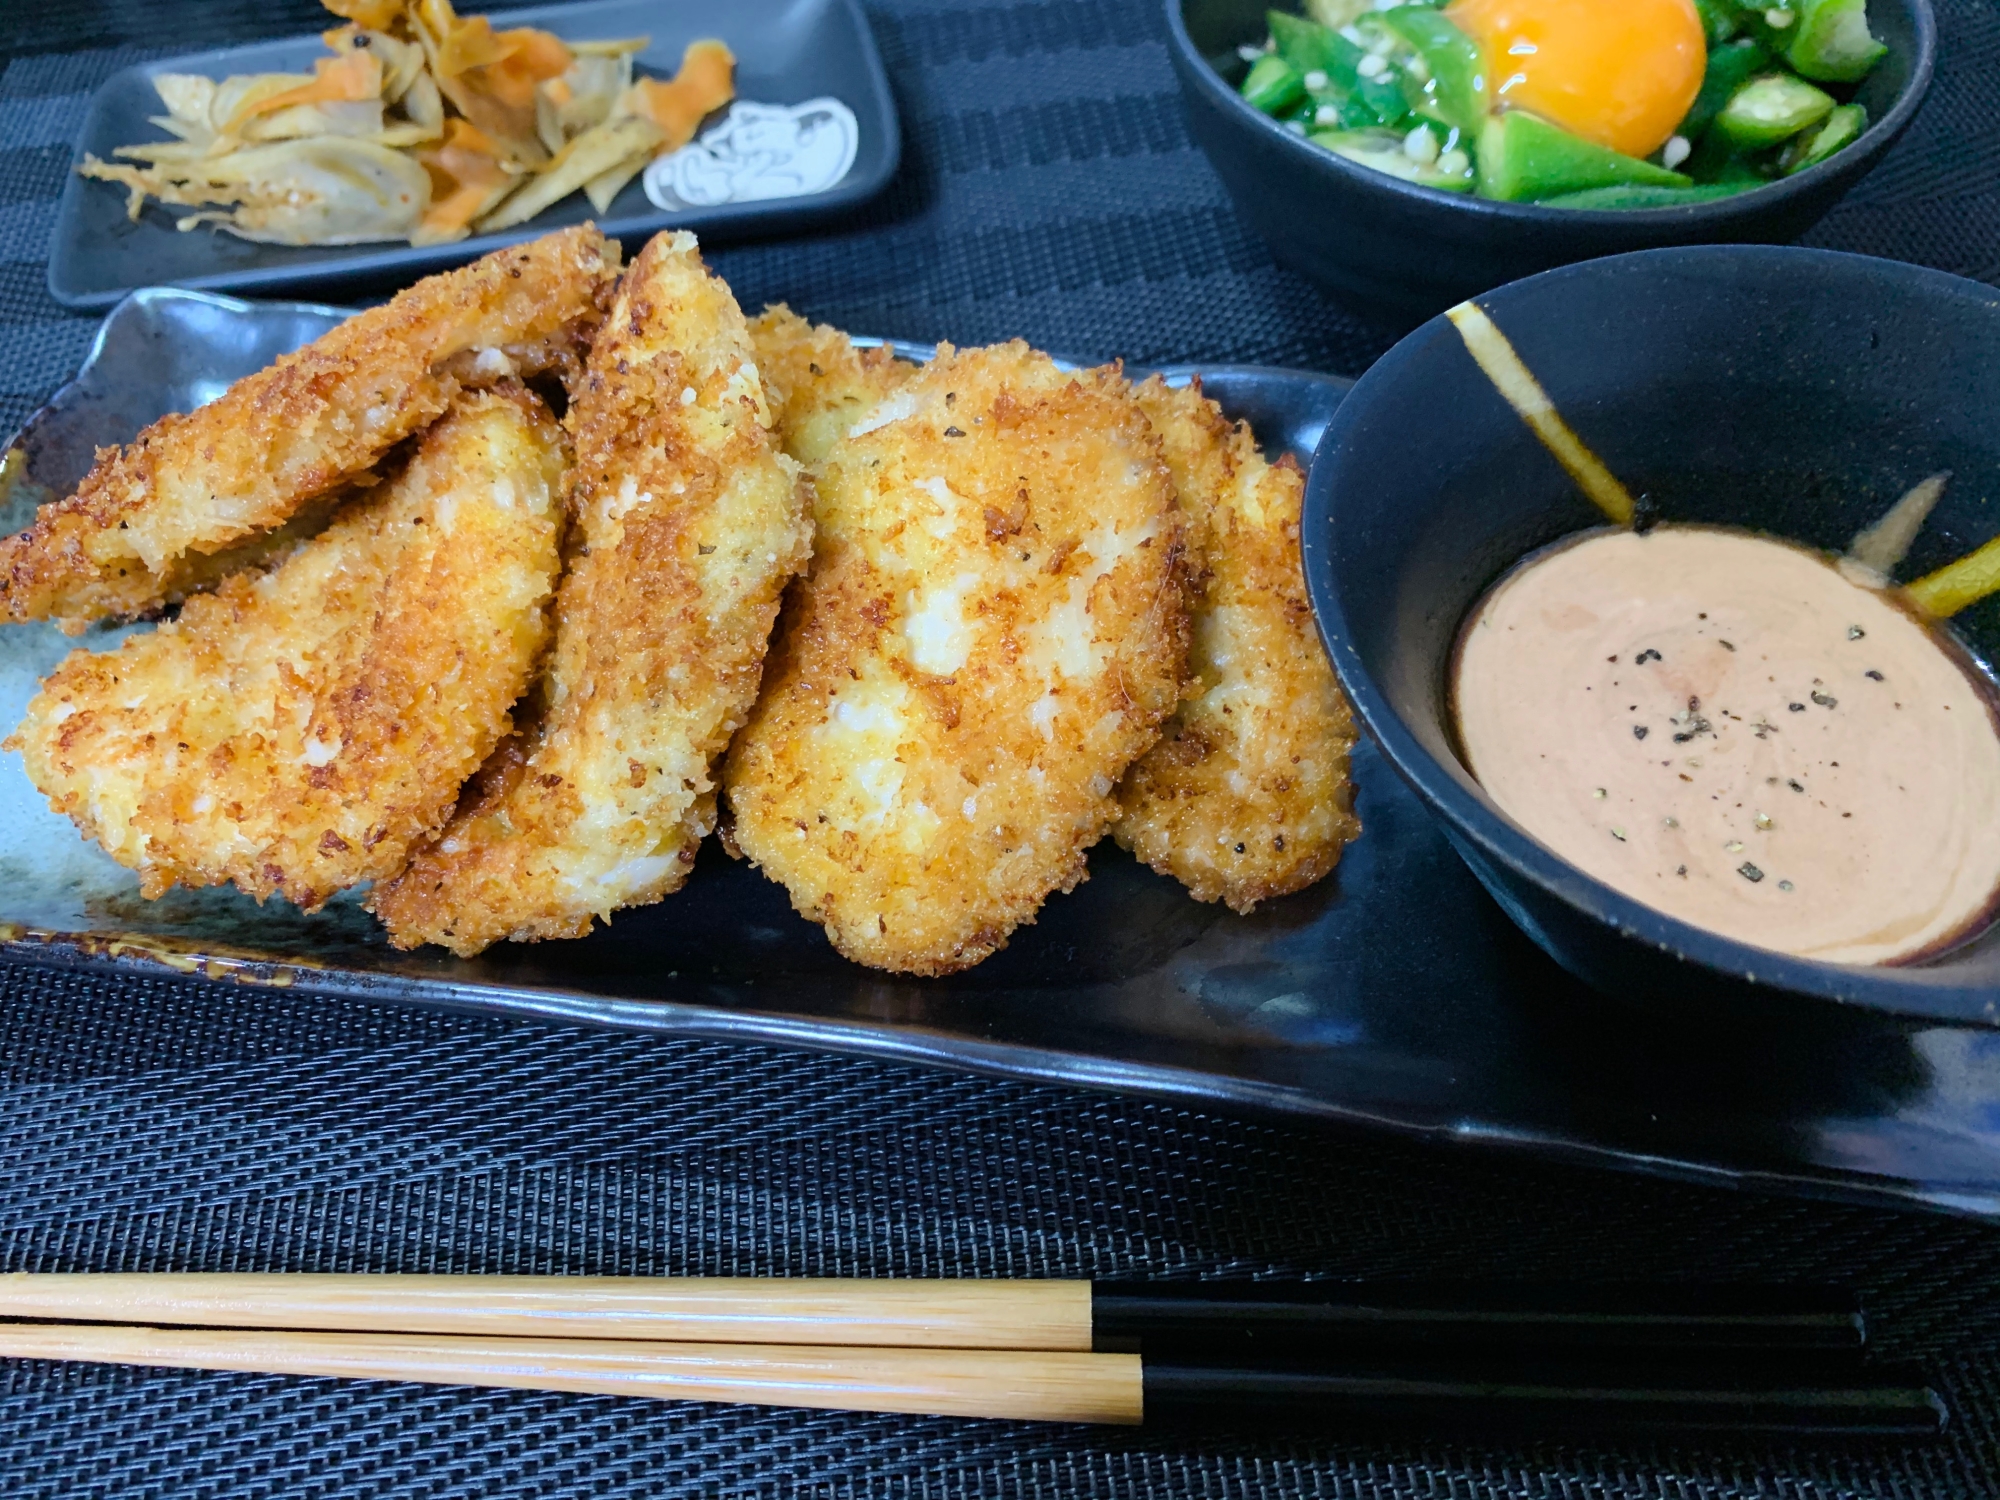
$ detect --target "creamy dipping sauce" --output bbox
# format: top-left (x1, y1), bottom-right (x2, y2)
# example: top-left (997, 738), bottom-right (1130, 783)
top-left (1452, 524), bottom-right (2000, 966)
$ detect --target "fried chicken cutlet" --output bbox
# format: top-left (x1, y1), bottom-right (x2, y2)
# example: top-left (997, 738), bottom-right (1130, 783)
top-left (369, 231), bottom-right (812, 955)
top-left (748, 305), bottom-right (914, 466)
top-left (1114, 375), bottom-right (1359, 912)
top-left (9, 385), bottom-right (568, 910)
top-left (1, 224), bottom-right (616, 631)
top-left (723, 343), bottom-right (1190, 975)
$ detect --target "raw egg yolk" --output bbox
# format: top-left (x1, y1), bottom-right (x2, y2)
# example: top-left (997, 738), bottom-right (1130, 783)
top-left (1446, 0), bottom-right (1706, 159)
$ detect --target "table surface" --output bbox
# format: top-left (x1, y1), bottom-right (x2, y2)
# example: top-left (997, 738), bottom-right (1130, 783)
top-left (3, 1), bottom-right (2000, 1496)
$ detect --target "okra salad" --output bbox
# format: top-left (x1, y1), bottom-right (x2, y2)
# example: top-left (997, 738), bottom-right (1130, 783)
top-left (1232, 0), bottom-right (1889, 208)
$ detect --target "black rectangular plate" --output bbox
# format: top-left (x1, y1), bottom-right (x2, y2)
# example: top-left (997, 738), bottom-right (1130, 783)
top-left (8, 288), bottom-right (2000, 1225)
top-left (47, 0), bottom-right (899, 310)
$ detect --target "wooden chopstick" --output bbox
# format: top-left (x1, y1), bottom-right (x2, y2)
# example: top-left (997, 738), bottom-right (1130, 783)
top-left (0, 1275), bottom-right (1867, 1354)
top-left (0, 1322), bottom-right (1945, 1434)
top-left (0, 1274), bottom-right (1093, 1350)
top-left (0, 1323), bottom-right (1143, 1424)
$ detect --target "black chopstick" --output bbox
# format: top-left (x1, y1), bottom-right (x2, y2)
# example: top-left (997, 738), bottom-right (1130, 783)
top-left (1141, 1354), bottom-right (1946, 1436)
top-left (1091, 1282), bottom-right (1868, 1355)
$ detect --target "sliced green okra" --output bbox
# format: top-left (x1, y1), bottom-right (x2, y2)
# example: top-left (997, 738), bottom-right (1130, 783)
top-left (1750, 0), bottom-right (1887, 83)
top-left (1691, 0), bottom-right (1742, 45)
top-left (1477, 111), bottom-right (1692, 202)
top-left (1304, 0), bottom-right (1373, 27)
top-left (1241, 53), bottom-right (1307, 115)
top-left (1716, 73), bottom-right (1837, 149)
top-left (1310, 126), bottom-right (1476, 190)
top-left (1680, 38), bottom-right (1770, 141)
top-left (1268, 10), bottom-right (1355, 80)
top-left (1382, 5), bottom-right (1488, 135)
top-left (1782, 101), bottom-right (1867, 173)
top-left (1540, 182), bottom-right (1760, 210)
top-left (1307, 88), bottom-right (1385, 131)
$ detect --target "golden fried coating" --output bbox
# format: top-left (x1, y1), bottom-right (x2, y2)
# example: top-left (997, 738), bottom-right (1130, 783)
top-left (1, 224), bottom-right (616, 630)
top-left (724, 342), bottom-right (1190, 975)
top-left (8, 386), bottom-right (568, 911)
top-left (748, 304), bottom-right (915, 467)
top-left (369, 231), bottom-right (812, 955)
top-left (1113, 375), bottom-right (1359, 912)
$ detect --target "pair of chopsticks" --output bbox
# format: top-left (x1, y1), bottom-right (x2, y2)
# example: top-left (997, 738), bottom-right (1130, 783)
top-left (0, 1276), bottom-right (1947, 1435)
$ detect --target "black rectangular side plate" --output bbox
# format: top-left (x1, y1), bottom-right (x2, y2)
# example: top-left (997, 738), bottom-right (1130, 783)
top-left (47, 0), bottom-right (900, 310)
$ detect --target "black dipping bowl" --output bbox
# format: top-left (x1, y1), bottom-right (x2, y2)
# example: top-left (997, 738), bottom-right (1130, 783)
top-left (1167, 0), bottom-right (1935, 323)
top-left (1306, 245), bottom-right (2000, 1028)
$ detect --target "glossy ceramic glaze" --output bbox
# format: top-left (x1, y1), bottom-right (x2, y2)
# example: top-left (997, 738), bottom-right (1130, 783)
top-left (1166, 0), bottom-right (1935, 322)
top-left (9, 287), bottom-right (2000, 1224)
top-left (47, 0), bottom-right (900, 310)
top-left (1307, 245), bottom-right (2000, 1033)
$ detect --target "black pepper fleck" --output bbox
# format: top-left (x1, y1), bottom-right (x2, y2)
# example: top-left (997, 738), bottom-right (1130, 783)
top-left (1865, 670), bottom-right (1884, 682)
top-left (1738, 862), bottom-right (1765, 882)
top-left (1788, 779), bottom-right (1805, 792)
top-left (1633, 726), bottom-right (1649, 740)
top-left (1811, 690), bottom-right (1838, 708)
top-left (943, 425), bottom-right (966, 437)
top-left (1778, 880), bottom-right (1794, 892)
top-left (1789, 702), bottom-right (1806, 712)
top-left (1848, 625), bottom-right (1866, 640)
top-left (1635, 649), bottom-right (1661, 665)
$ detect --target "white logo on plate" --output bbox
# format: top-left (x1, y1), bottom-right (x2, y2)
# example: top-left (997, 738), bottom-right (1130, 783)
top-left (644, 98), bottom-right (860, 211)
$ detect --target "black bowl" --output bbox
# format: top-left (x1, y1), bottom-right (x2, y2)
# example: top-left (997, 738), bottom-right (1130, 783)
top-left (1305, 244), bottom-right (2000, 1028)
top-left (1167, 0), bottom-right (1936, 323)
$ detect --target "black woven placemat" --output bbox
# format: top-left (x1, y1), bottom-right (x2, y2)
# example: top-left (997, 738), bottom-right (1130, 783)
top-left (3, 0), bottom-right (2000, 1494)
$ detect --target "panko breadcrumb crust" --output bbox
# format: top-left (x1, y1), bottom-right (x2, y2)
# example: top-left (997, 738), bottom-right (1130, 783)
top-left (0, 223), bottom-right (617, 631)
top-left (369, 231), bottom-right (812, 955)
top-left (723, 341), bottom-right (1191, 975)
top-left (8, 384), bottom-right (568, 911)
top-left (748, 305), bottom-right (916, 467)
top-left (1114, 375), bottom-right (1359, 911)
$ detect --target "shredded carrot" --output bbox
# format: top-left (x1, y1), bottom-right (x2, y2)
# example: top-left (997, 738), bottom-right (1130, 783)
top-left (225, 50), bottom-right (384, 131)
top-left (626, 40), bottom-right (735, 152)
top-left (435, 15), bottom-right (512, 75)
top-left (416, 117), bottom-right (512, 235)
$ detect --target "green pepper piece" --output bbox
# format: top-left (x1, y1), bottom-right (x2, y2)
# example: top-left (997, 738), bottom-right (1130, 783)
top-left (1540, 182), bottom-right (1760, 209)
top-left (1268, 11), bottom-right (1346, 77)
top-left (1752, 0), bottom-right (1887, 83)
top-left (1476, 111), bottom-right (1692, 201)
top-left (1311, 126), bottom-right (1476, 190)
top-left (1680, 38), bottom-right (1769, 141)
top-left (1241, 53), bottom-right (1307, 116)
top-left (1716, 73), bottom-right (1836, 149)
top-left (1781, 101), bottom-right (1867, 172)
top-left (1382, 6), bottom-right (1488, 135)
top-left (1691, 0), bottom-right (1742, 45)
